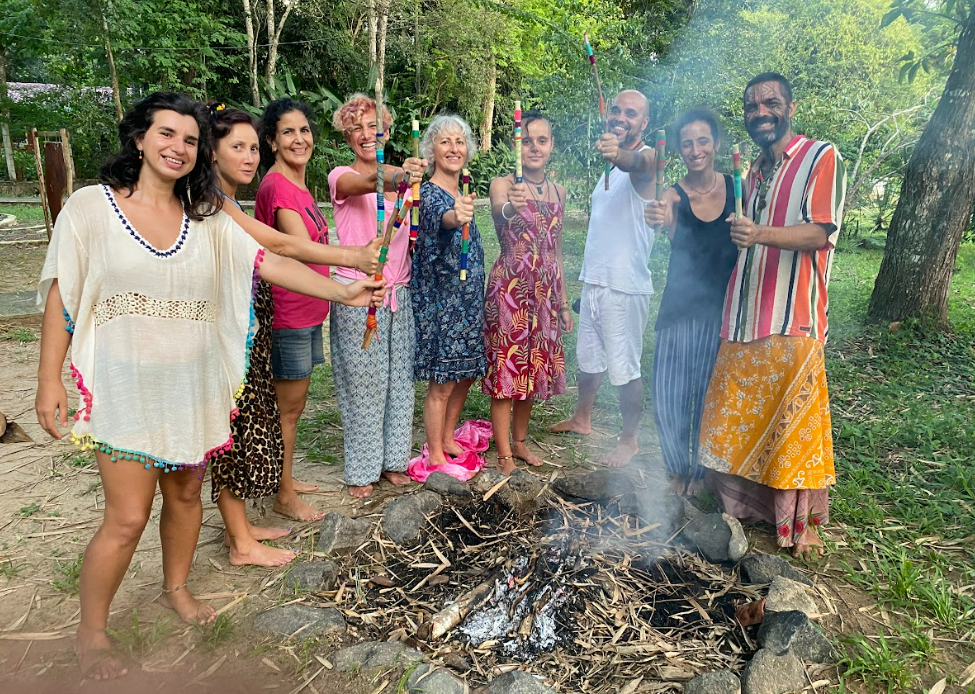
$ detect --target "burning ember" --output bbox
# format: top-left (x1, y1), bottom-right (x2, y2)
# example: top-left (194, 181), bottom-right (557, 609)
top-left (322, 476), bottom-right (763, 692)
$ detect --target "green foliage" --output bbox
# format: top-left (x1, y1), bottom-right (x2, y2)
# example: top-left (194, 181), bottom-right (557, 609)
top-left (195, 613), bottom-right (234, 652)
top-left (52, 552), bottom-right (83, 594)
top-left (108, 610), bottom-right (175, 657)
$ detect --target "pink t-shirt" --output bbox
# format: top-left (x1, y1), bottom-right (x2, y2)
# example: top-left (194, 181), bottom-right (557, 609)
top-left (255, 172), bottom-right (330, 329)
top-left (328, 167), bottom-right (412, 297)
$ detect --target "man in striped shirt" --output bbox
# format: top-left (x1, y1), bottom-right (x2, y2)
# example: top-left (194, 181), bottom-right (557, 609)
top-left (698, 72), bottom-right (847, 559)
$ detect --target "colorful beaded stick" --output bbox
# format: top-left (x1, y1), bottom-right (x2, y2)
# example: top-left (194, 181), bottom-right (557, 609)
top-left (362, 179), bottom-right (410, 349)
top-left (584, 32), bottom-right (611, 191)
top-left (514, 100), bottom-right (523, 184)
top-left (459, 168), bottom-right (471, 281)
top-left (732, 143), bottom-right (743, 218)
top-left (410, 119), bottom-right (421, 254)
top-left (364, 83), bottom-right (386, 341)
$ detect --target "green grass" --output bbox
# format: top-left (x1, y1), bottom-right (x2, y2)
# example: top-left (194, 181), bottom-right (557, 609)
top-left (0, 203), bottom-right (45, 223)
top-left (195, 613), bottom-right (235, 652)
top-left (0, 327), bottom-right (38, 343)
top-left (52, 553), bottom-right (83, 594)
top-left (108, 610), bottom-right (176, 657)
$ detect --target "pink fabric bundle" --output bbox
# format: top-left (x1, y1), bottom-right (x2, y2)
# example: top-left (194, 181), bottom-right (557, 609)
top-left (407, 419), bottom-right (493, 483)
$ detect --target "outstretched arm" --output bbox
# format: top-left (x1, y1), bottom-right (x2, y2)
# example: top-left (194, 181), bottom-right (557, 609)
top-left (332, 157), bottom-right (427, 201)
top-left (258, 251), bottom-right (386, 307)
top-left (35, 280), bottom-right (71, 439)
top-left (727, 216), bottom-right (831, 251)
top-left (223, 204), bottom-right (381, 274)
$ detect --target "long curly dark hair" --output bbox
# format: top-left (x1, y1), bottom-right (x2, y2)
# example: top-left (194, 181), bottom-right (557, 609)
top-left (99, 92), bottom-right (221, 220)
top-left (257, 98), bottom-right (316, 174)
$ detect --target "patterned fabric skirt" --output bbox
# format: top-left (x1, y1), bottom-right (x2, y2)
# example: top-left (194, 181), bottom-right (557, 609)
top-left (699, 335), bottom-right (834, 546)
top-left (209, 280), bottom-right (284, 502)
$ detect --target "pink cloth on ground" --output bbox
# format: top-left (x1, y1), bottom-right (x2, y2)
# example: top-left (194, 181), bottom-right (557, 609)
top-left (407, 419), bottom-right (492, 483)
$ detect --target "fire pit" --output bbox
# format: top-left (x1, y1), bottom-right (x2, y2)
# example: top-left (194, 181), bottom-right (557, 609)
top-left (324, 474), bottom-right (763, 692)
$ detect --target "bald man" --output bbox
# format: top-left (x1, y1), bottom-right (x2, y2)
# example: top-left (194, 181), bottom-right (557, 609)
top-left (553, 90), bottom-right (657, 468)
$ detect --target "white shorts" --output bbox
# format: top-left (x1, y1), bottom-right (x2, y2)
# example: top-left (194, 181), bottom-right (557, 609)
top-left (576, 283), bottom-right (650, 386)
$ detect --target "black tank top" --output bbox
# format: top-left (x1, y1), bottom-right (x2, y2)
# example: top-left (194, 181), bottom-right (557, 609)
top-left (655, 174), bottom-right (739, 331)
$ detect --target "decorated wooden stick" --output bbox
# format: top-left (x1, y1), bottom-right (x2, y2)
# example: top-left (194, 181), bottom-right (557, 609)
top-left (584, 32), bottom-right (611, 191)
top-left (410, 119), bottom-right (421, 254)
top-left (363, 180), bottom-right (409, 349)
top-left (364, 85), bottom-right (386, 340)
top-left (732, 143), bottom-right (743, 218)
top-left (514, 100), bottom-right (523, 184)
top-left (459, 168), bottom-right (471, 281)
top-left (651, 128), bottom-right (667, 232)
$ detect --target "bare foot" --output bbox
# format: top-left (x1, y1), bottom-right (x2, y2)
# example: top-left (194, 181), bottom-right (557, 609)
top-left (551, 416), bottom-right (592, 435)
top-left (512, 440), bottom-right (543, 467)
top-left (442, 439), bottom-right (464, 457)
top-left (685, 477), bottom-right (706, 498)
top-left (224, 524), bottom-right (290, 547)
top-left (381, 471), bottom-right (412, 486)
top-left (735, 598), bottom-right (766, 627)
top-left (228, 540), bottom-right (297, 567)
top-left (348, 484), bottom-right (374, 499)
top-left (791, 524), bottom-right (826, 560)
top-left (597, 440), bottom-right (639, 468)
top-left (293, 478), bottom-right (319, 494)
top-left (76, 626), bottom-right (128, 681)
top-left (668, 475), bottom-right (688, 495)
top-left (160, 585), bottom-right (216, 625)
top-left (428, 451), bottom-right (451, 466)
top-left (497, 455), bottom-right (516, 476)
top-left (273, 492), bottom-right (326, 522)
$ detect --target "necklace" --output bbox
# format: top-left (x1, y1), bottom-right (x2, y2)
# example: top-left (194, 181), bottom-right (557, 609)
top-left (527, 177), bottom-right (550, 203)
top-left (523, 173), bottom-right (547, 195)
top-left (685, 171), bottom-right (718, 196)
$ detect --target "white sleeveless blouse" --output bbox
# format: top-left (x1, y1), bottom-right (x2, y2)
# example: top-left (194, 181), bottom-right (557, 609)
top-left (38, 185), bottom-right (263, 471)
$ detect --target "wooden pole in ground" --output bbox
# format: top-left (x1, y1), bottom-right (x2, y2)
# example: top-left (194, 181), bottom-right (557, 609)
top-left (31, 129), bottom-right (52, 239)
top-left (60, 129), bottom-right (74, 197)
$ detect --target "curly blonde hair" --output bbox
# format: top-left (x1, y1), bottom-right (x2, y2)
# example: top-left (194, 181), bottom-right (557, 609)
top-left (332, 93), bottom-right (394, 141)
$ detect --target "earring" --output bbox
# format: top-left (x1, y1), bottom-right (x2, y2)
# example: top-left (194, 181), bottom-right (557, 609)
top-left (138, 149), bottom-right (143, 160)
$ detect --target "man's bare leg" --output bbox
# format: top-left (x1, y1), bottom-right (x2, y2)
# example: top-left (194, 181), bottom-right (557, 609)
top-left (599, 377), bottom-right (643, 468)
top-left (552, 371), bottom-right (602, 434)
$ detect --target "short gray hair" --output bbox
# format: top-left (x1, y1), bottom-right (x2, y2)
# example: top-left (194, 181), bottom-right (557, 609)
top-left (420, 114), bottom-right (478, 173)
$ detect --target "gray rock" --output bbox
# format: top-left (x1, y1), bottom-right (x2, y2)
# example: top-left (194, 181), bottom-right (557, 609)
top-left (683, 497), bottom-right (706, 522)
top-left (681, 513), bottom-right (737, 563)
top-left (758, 611), bottom-right (834, 663)
top-left (405, 664), bottom-right (468, 694)
top-left (331, 641), bottom-right (424, 672)
top-left (383, 491), bottom-right (443, 545)
top-left (507, 469), bottom-right (547, 498)
top-left (740, 553), bottom-right (812, 586)
top-left (485, 670), bottom-right (555, 694)
top-left (470, 469), bottom-right (546, 516)
top-left (286, 560), bottom-right (340, 591)
top-left (724, 513), bottom-right (749, 562)
top-left (741, 649), bottom-right (806, 694)
top-left (253, 605), bottom-right (345, 638)
top-left (316, 513), bottom-right (373, 554)
top-left (424, 471), bottom-right (472, 497)
top-left (552, 470), bottom-right (631, 501)
top-left (764, 576), bottom-right (818, 617)
top-left (685, 670), bottom-right (742, 694)
top-left (471, 469), bottom-right (507, 495)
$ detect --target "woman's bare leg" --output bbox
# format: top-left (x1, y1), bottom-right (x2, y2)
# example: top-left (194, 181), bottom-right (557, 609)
top-left (273, 377), bottom-right (324, 521)
top-left (442, 378), bottom-right (474, 454)
top-left (424, 380), bottom-right (455, 466)
top-left (217, 490), bottom-right (295, 567)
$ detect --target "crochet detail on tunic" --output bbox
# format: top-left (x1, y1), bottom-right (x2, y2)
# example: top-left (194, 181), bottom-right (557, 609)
top-left (93, 292), bottom-right (218, 327)
top-left (65, 248), bottom-right (267, 473)
top-left (102, 185), bottom-right (190, 259)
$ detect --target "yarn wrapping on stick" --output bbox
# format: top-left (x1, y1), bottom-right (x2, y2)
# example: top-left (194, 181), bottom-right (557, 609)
top-left (459, 169), bottom-right (471, 281)
top-left (362, 180), bottom-right (410, 349)
top-left (732, 143), bottom-right (743, 218)
top-left (584, 32), bottom-right (611, 191)
top-left (650, 128), bottom-right (667, 232)
top-left (514, 100), bottom-right (523, 184)
top-left (364, 79), bottom-right (386, 341)
top-left (410, 119), bottom-right (421, 254)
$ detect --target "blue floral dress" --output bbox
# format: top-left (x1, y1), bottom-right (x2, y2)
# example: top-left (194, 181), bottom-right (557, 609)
top-left (410, 181), bottom-right (487, 383)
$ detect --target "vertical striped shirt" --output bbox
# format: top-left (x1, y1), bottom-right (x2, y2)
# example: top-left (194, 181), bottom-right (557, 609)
top-left (722, 135), bottom-right (847, 344)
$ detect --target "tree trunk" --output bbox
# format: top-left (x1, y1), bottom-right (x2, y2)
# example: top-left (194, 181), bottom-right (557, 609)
top-left (375, 1), bottom-right (388, 98)
top-left (867, 10), bottom-right (975, 325)
top-left (480, 53), bottom-right (496, 150)
top-left (368, 0), bottom-right (377, 69)
top-left (102, 13), bottom-right (123, 122)
top-left (0, 49), bottom-right (16, 181)
top-left (266, 0), bottom-right (298, 92)
top-left (242, 0), bottom-right (260, 106)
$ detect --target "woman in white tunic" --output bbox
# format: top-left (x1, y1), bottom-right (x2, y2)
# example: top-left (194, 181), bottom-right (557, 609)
top-left (34, 92), bottom-right (384, 680)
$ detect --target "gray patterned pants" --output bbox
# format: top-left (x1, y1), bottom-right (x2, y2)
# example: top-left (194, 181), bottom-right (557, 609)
top-left (329, 285), bottom-right (416, 486)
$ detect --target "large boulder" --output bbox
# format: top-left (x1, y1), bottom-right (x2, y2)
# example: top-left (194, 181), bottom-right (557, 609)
top-left (739, 553), bottom-right (812, 586)
top-left (740, 649), bottom-right (806, 694)
top-left (764, 576), bottom-right (818, 617)
top-left (684, 670), bottom-right (742, 694)
top-left (681, 513), bottom-right (748, 562)
top-left (484, 670), bottom-right (556, 693)
top-left (316, 513), bottom-right (372, 554)
top-left (552, 470), bottom-right (631, 501)
top-left (383, 491), bottom-right (443, 545)
top-left (253, 605), bottom-right (345, 638)
top-left (424, 471), bottom-right (473, 498)
top-left (286, 560), bottom-right (340, 591)
top-left (331, 641), bottom-right (424, 672)
top-left (404, 665), bottom-right (468, 694)
top-left (758, 610), bottom-right (834, 663)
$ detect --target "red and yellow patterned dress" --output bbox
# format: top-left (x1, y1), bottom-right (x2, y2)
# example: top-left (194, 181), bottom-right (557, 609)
top-left (482, 199), bottom-right (567, 401)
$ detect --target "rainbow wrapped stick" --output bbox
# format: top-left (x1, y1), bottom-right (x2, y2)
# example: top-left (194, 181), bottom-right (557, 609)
top-left (364, 90), bottom-right (386, 341)
top-left (514, 100), bottom-right (523, 184)
top-left (363, 180), bottom-right (410, 349)
top-left (732, 143), bottom-right (743, 218)
top-left (460, 169), bottom-right (470, 281)
top-left (650, 129), bottom-right (667, 232)
top-left (410, 119), bottom-right (421, 254)
top-left (584, 32), bottom-right (611, 191)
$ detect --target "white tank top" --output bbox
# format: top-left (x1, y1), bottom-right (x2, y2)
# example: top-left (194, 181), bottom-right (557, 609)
top-left (578, 146), bottom-right (655, 295)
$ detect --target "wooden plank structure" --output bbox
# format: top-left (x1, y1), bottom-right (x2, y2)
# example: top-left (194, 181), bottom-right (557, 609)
top-left (28, 128), bottom-right (75, 239)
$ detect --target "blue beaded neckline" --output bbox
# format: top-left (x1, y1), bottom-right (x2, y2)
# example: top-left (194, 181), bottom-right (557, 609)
top-left (103, 185), bottom-right (190, 258)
